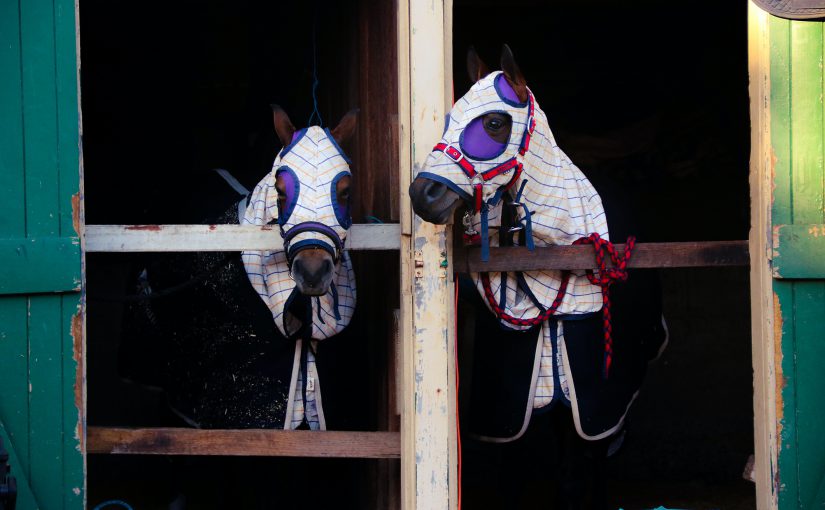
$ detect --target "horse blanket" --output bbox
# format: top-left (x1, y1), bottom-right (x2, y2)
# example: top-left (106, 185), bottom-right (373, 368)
top-left (424, 72), bottom-right (668, 441)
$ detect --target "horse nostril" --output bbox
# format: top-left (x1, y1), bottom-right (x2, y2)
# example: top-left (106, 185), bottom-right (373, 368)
top-left (323, 259), bottom-right (333, 273)
top-left (424, 180), bottom-right (447, 202)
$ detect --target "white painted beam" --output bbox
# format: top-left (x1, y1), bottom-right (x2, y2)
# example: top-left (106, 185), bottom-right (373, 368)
top-left (400, 1), bottom-right (456, 509)
top-left (84, 224), bottom-right (401, 252)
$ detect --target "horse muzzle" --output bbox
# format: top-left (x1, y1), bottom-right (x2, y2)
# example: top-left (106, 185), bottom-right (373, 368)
top-left (409, 175), bottom-right (463, 225)
top-left (291, 248), bottom-right (335, 296)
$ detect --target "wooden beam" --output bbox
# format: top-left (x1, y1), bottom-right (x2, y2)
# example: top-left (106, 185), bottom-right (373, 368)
top-left (452, 240), bottom-right (750, 273)
top-left (402, 0), bottom-right (456, 508)
top-left (748, 4), bottom-right (779, 510)
top-left (86, 427), bottom-right (400, 459)
top-left (84, 223), bottom-right (401, 252)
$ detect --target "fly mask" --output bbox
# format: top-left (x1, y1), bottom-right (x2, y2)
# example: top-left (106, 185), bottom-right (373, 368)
top-left (421, 69), bottom-right (611, 320)
top-left (242, 125), bottom-right (356, 340)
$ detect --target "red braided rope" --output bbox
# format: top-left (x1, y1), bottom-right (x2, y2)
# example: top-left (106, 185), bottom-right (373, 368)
top-left (479, 233), bottom-right (635, 377)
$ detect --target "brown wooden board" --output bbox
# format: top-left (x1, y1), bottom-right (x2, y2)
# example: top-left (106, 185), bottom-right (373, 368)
top-left (87, 427), bottom-right (400, 459)
top-left (452, 240), bottom-right (750, 273)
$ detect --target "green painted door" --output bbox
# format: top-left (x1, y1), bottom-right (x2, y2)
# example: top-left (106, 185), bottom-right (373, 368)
top-left (0, 0), bottom-right (84, 508)
top-left (769, 16), bottom-right (825, 509)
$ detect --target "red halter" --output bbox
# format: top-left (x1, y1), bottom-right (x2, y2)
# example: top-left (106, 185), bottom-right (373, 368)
top-left (431, 92), bottom-right (536, 214)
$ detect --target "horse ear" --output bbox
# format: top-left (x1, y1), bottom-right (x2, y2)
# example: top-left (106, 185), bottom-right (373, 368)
top-left (271, 104), bottom-right (296, 148)
top-left (500, 44), bottom-right (528, 103)
top-left (330, 108), bottom-right (359, 145)
top-left (467, 46), bottom-right (491, 83)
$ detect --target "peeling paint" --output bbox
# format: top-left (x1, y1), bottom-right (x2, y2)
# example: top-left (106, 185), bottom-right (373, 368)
top-left (772, 292), bottom-right (784, 461)
top-left (71, 312), bottom-right (84, 453)
top-left (125, 225), bottom-right (162, 231)
top-left (71, 192), bottom-right (81, 235)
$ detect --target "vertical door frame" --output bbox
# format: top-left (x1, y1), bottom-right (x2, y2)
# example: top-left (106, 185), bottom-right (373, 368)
top-left (748, 3), bottom-right (779, 509)
top-left (398, 0), bottom-right (457, 509)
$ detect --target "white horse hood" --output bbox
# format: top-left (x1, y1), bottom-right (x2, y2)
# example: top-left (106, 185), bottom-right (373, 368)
top-left (241, 126), bottom-right (356, 339)
top-left (424, 71), bottom-right (610, 319)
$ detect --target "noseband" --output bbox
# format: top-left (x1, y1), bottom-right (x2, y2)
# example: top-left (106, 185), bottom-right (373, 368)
top-left (280, 221), bottom-right (345, 269)
top-left (430, 91), bottom-right (537, 261)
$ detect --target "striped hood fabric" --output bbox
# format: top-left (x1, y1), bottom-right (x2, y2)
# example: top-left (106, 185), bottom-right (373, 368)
top-left (425, 71), bottom-right (610, 321)
top-left (241, 126), bottom-right (356, 339)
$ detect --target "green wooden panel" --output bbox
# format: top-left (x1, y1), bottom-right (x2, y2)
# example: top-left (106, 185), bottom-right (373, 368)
top-left (790, 22), bottom-right (824, 224)
top-left (55, 0), bottom-right (80, 238)
top-left (769, 18), bottom-right (800, 508)
top-left (771, 17), bottom-right (792, 226)
top-left (771, 14), bottom-right (825, 510)
top-left (21, 0), bottom-right (59, 238)
top-left (793, 282), bottom-right (825, 508)
top-left (773, 224), bottom-right (825, 278)
top-left (0, 296), bottom-right (31, 481)
top-left (0, 0), bottom-right (84, 507)
top-left (0, 0), bottom-right (26, 238)
top-left (29, 296), bottom-right (65, 509)
top-left (0, 238), bottom-right (81, 294)
top-left (0, 420), bottom-right (41, 510)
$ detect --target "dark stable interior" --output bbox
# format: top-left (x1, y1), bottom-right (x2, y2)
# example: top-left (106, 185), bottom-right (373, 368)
top-left (81, 0), bottom-right (398, 508)
top-left (453, 1), bottom-right (754, 509)
top-left (81, 0), bottom-right (754, 509)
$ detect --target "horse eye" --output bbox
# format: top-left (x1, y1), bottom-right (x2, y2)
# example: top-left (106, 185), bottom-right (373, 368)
top-left (486, 118), bottom-right (503, 130)
top-left (338, 188), bottom-right (350, 202)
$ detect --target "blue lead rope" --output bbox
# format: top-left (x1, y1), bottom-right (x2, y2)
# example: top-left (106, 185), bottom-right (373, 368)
top-left (512, 179), bottom-right (535, 251)
top-left (479, 205), bottom-right (491, 262)
top-left (330, 280), bottom-right (342, 321)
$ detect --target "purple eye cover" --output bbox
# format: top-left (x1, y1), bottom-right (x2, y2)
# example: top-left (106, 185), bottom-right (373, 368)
top-left (331, 171), bottom-right (352, 229)
top-left (275, 167), bottom-right (299, 225)
top-left (460, 115), bottom-right (508, 160)
top-left (494, 73), bottom-right (524, 106)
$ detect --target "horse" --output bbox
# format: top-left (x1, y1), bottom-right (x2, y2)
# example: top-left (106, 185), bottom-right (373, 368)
top-left (111, 106), bottom-right (368, 507)
top-left (120, 106), bottom-right (360, 432)
top-left (409, 46), bottom-right (668, 508)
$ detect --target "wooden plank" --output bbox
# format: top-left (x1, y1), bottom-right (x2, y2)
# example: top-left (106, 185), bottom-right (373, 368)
top-left (0, 297), bottom-right (31, 481)
top-left (0, 0), bottom-right (25, 239)
top-left (792, 281), bottom-right (825, 507)
top-left (85, 224), bottom-right (401, 252)
top-left (771, 16), bottom-right (792, 226)
top-left (0, 419), bottom-right (40, 510)
top-left (86, 427), bottom-right (400, 459)
top-left (21, 0), bottom-right (60, 238)
top-left (406, 0), bottom-right (455, 508)
top-left (0, 237), bottom-right (81, 294)
top-left (790, 21), bottom-right (824, 225)
top-left (28, 295), bottom-right (64, 509)
top-left (396, 0), bottom-right (415, 508)
top-left (452, 240), bottom-right (749, 273)
top-left (54, 0), bottom-right (81, 238)
top-left (748, 5), bottom-right (780, 509)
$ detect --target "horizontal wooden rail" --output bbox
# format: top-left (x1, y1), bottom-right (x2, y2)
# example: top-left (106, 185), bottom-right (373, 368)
top-left (85, 224), bottom-right (402, 252)
top-left (86, 427), bottom-right (400, 458)
top-left (453, 240), bottom-right (750, 273)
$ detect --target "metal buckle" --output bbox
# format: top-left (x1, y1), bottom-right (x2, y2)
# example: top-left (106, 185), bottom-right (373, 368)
top-left (444, 144), bottom-right (463, 163)
top-left (462, 211), bottom-right (478, 236)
